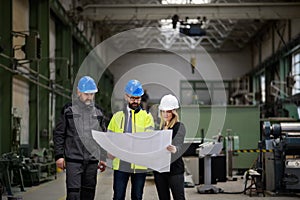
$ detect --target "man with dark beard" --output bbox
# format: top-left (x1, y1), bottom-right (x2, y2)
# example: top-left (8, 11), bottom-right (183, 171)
top-left (54, 76), bottom-right (107, 200)
top-left (107, 79), bottom-right (154, 200)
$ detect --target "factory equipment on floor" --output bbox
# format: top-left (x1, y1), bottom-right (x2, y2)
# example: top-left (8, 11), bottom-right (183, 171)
top-left (263, 121), bottom-right (300, 193)
top-left (0, 147), bottom-right (56, 196)
top-left (197, 139), bottom-right (225, 194)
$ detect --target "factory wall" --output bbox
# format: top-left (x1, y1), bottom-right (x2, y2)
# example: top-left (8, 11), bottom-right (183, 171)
top-left (0, 0), bottom-right (114, 154)
top-left (252, 19), bottom-right (300, 68)
top-left (49, 18), bottom-right (56, 133)
top-left (12, 0), bottom-right (30, 144)
top-left (291, 19), bottom-right (300, 38)
top-left (108, 47), bottom-right (251, 110)
top-left (3, 1), bottom-right (299, 155)
top-left (59, 0), bottom-right (96, 47)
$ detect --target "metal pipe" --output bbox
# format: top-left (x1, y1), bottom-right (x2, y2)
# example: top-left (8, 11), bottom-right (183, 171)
top-left (37, 62), bottom-right (40, 149)
top-left (17, 64), bottom-right (49, 82)
top-left (54, 83), bottom-right (72, 93)
top-left (0, 63), bottom-right (14, 73)
top-left (285, 132), bottom-right (300, 137)
top-left (280, 123), bottom-right (300, 132)
top-left (1, 53), bottom-right (72, 95)
top-left (81, 3), bottom-right (300, 21)
top-left (0, 63), bottom-right (71, 99)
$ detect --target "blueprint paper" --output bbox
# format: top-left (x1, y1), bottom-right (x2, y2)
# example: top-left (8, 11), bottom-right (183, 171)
top-left (92, 130), bottom-right (173, 172)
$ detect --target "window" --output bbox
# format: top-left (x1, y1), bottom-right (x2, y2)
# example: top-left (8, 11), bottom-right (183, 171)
top-left (180, 80), bottom-right (229, 105)
top-left (162, 0), bottom-right (211, 4)
top-left (292, 52), bottom-right (300, 95)
top-left (260, 75), bottom-right (266, 103)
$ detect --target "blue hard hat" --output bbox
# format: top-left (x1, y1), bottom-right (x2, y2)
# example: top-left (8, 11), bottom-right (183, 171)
top-left (77, 76), bottom-right (98, 93)
top-left (124, 80), bottom-right (144, 97)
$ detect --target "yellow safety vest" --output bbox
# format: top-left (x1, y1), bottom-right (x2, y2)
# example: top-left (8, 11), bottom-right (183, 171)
top-left (107, 109), bottom-right (154, 171)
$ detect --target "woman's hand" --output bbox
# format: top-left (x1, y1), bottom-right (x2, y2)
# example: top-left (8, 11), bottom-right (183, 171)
top-left (166, 145), bottom-right (177, 154)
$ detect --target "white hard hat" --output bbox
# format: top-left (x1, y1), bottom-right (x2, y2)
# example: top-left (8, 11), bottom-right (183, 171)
top-left (159, 94), bottom-right (179, 111)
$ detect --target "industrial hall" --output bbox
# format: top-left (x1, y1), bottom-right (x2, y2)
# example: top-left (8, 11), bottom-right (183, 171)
top-left (1, 0), bottom-right (300, 199)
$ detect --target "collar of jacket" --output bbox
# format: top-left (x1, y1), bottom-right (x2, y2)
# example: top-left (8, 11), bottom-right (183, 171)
top-left (123, 104), bottom-right (142, 114)
top-left (74, 97), bottom-right (94, 110)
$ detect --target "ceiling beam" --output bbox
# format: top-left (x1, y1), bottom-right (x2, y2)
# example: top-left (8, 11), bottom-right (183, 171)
top-left (80, 3), bottom-right (300, 21)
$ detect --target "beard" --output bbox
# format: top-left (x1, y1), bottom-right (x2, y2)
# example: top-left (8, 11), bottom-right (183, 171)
top-left (80, 97), bottom-right (93, 106)
top-left (129, 102), bottom-right (140, 110)
top-left (84, 100), bottom-right (92, 105)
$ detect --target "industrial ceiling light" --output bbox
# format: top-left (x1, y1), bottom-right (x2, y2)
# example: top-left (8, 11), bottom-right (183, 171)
top-left (172, 14), bottom-right (179, 29)
top-left (191, 56), bottom-right (196, 74)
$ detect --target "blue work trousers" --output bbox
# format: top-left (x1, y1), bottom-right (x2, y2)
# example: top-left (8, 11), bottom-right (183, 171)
top-left (113, 170), bottom-right (146, 200)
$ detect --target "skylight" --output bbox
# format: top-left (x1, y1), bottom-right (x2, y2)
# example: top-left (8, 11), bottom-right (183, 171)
top-left (162, 0), bottom-right (212, 4)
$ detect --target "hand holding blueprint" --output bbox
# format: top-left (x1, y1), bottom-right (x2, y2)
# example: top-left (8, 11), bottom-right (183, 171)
top-left (92, 130), bottom-right (173, 172)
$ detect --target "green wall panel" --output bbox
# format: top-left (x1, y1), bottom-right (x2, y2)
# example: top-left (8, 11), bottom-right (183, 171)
top-left (181, 105), bottom-right (260, 169)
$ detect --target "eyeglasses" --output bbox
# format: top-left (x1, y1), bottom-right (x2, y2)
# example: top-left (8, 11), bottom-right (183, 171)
top-left (126, 95), bottom-right (141, 101)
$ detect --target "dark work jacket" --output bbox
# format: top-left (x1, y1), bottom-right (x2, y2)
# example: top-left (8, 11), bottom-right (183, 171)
top-left (166, 122), bottom-right (186, 175)
top-left (53, 98), bottom-right (107, 163)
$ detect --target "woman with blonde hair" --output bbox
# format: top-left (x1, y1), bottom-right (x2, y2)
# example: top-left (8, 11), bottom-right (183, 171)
top-left (154, 94), bottom-right (186, 200)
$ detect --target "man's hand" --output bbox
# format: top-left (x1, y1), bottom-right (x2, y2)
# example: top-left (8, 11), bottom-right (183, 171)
top-left (56, 158), bottom-right (65, 170)
top-left (166, 145), bottom-right (177, 154)
top-left (98, 161), bottom-right (106, 172)
top-left (107, 153), bottom-right (115, 160)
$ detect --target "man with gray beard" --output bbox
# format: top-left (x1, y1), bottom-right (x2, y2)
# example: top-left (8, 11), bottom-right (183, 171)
top-left (54, 76), bottom-right (107, 200)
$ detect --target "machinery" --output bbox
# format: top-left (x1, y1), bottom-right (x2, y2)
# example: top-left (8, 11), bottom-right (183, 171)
top-left (263, 121), bottom-right (300, 193)
top-left (0, 147), bottom-right (56, 196)
top-left (197, 140), bottom-right (224, 194)
top-left (0, 179), bottom-right (3, 200)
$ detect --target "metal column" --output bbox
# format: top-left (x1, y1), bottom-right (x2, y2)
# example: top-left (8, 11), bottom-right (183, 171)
top-left (0, 0), bottom-right (13, 155)
top-left (29, 0), bottom-right (50, 149)
top-left (55, 23), bottom-right (72, 122)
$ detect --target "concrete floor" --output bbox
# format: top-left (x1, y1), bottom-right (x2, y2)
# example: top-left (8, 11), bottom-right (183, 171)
top-left (3, 168), bottom-right (300, 200)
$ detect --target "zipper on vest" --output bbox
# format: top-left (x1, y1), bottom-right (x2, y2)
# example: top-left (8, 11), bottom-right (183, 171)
top-left (120, 116), bottom-right (123, 130)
